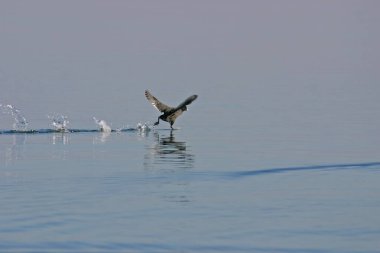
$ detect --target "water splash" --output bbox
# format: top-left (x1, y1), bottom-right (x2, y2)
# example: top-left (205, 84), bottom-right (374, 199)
top-left (0, 106), bottom-right (154, 134)
top-left (0, 104), bottom-right (29, 131)
top-left (48, 114), bottom-right (69, 132)
top-left (93, 117), bottom-right (112, 132)
top-left (136, 122), bottom-right (152, 133)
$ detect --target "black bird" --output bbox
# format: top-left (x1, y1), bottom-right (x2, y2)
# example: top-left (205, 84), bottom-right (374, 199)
top-left (145, 90), bottom-right (198, 129)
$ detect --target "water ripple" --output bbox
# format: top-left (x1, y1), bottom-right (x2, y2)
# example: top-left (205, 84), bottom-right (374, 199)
top-left (226, 162), bottom-right (380, 179)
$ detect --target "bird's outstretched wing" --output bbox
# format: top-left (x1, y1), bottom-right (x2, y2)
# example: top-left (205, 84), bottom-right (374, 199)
top-left (145, 90), bottom-right (174, 113)
top-left (175, 95), bottom-right (198, 110)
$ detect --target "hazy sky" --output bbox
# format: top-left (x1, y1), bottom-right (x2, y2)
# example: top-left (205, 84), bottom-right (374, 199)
top-left (0, 0), bottom-right (379, 128)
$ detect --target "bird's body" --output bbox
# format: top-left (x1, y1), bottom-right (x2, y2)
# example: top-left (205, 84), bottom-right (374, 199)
top-left (145, 90), bottom-right (198, 129)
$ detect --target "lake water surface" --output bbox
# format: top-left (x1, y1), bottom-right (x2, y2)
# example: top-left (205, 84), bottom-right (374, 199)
top-left (1, 116), bottom-right (380, 253)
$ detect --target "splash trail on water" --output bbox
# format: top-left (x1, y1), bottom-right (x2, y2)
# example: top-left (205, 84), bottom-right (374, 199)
top-left (0, 107), bottom-right (153, 134)
top-left (0, 125), bottom-right (151, 134)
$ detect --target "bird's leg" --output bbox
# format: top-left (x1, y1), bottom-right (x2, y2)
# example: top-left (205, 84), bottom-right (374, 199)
top-left (154, 117), bottom-right (160, 126)
top-left (170, 122), bottom-right (174, 129)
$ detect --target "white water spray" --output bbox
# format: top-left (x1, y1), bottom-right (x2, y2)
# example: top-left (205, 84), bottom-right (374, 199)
top-left (136, 122), bottom-right (152, 133)
top-left (93, 117), bottom-right (112, 132)
top-left (0, 104), bottom-right (29, 130)
top-left (48, 114), bottom-right (69, 132)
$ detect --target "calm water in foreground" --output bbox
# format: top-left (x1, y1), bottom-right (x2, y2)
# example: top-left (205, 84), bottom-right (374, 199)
top-left (1, 123), bottom-right (380, 253)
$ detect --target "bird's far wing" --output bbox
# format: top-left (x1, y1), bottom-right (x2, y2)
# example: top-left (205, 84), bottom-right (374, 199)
top-left (145, 90), bottom-right (173, 113)
top-left (175, 95), bottom-right (198, 110)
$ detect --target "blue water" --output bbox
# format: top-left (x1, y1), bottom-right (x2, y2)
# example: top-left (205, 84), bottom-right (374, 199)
top-left (1, 125), bottom-right (380, 253)
top-left (1, 77), bottom-right (380, 253)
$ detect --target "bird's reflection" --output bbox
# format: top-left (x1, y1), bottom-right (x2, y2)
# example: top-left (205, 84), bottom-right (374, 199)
top-left (144, 130), bottom-right (195, 170)
top-left (144, 130), bottom-right (195, 204)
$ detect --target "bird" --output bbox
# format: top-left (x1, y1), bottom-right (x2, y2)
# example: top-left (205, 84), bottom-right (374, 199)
top-left (145, 90), bottom-right (198, 129)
